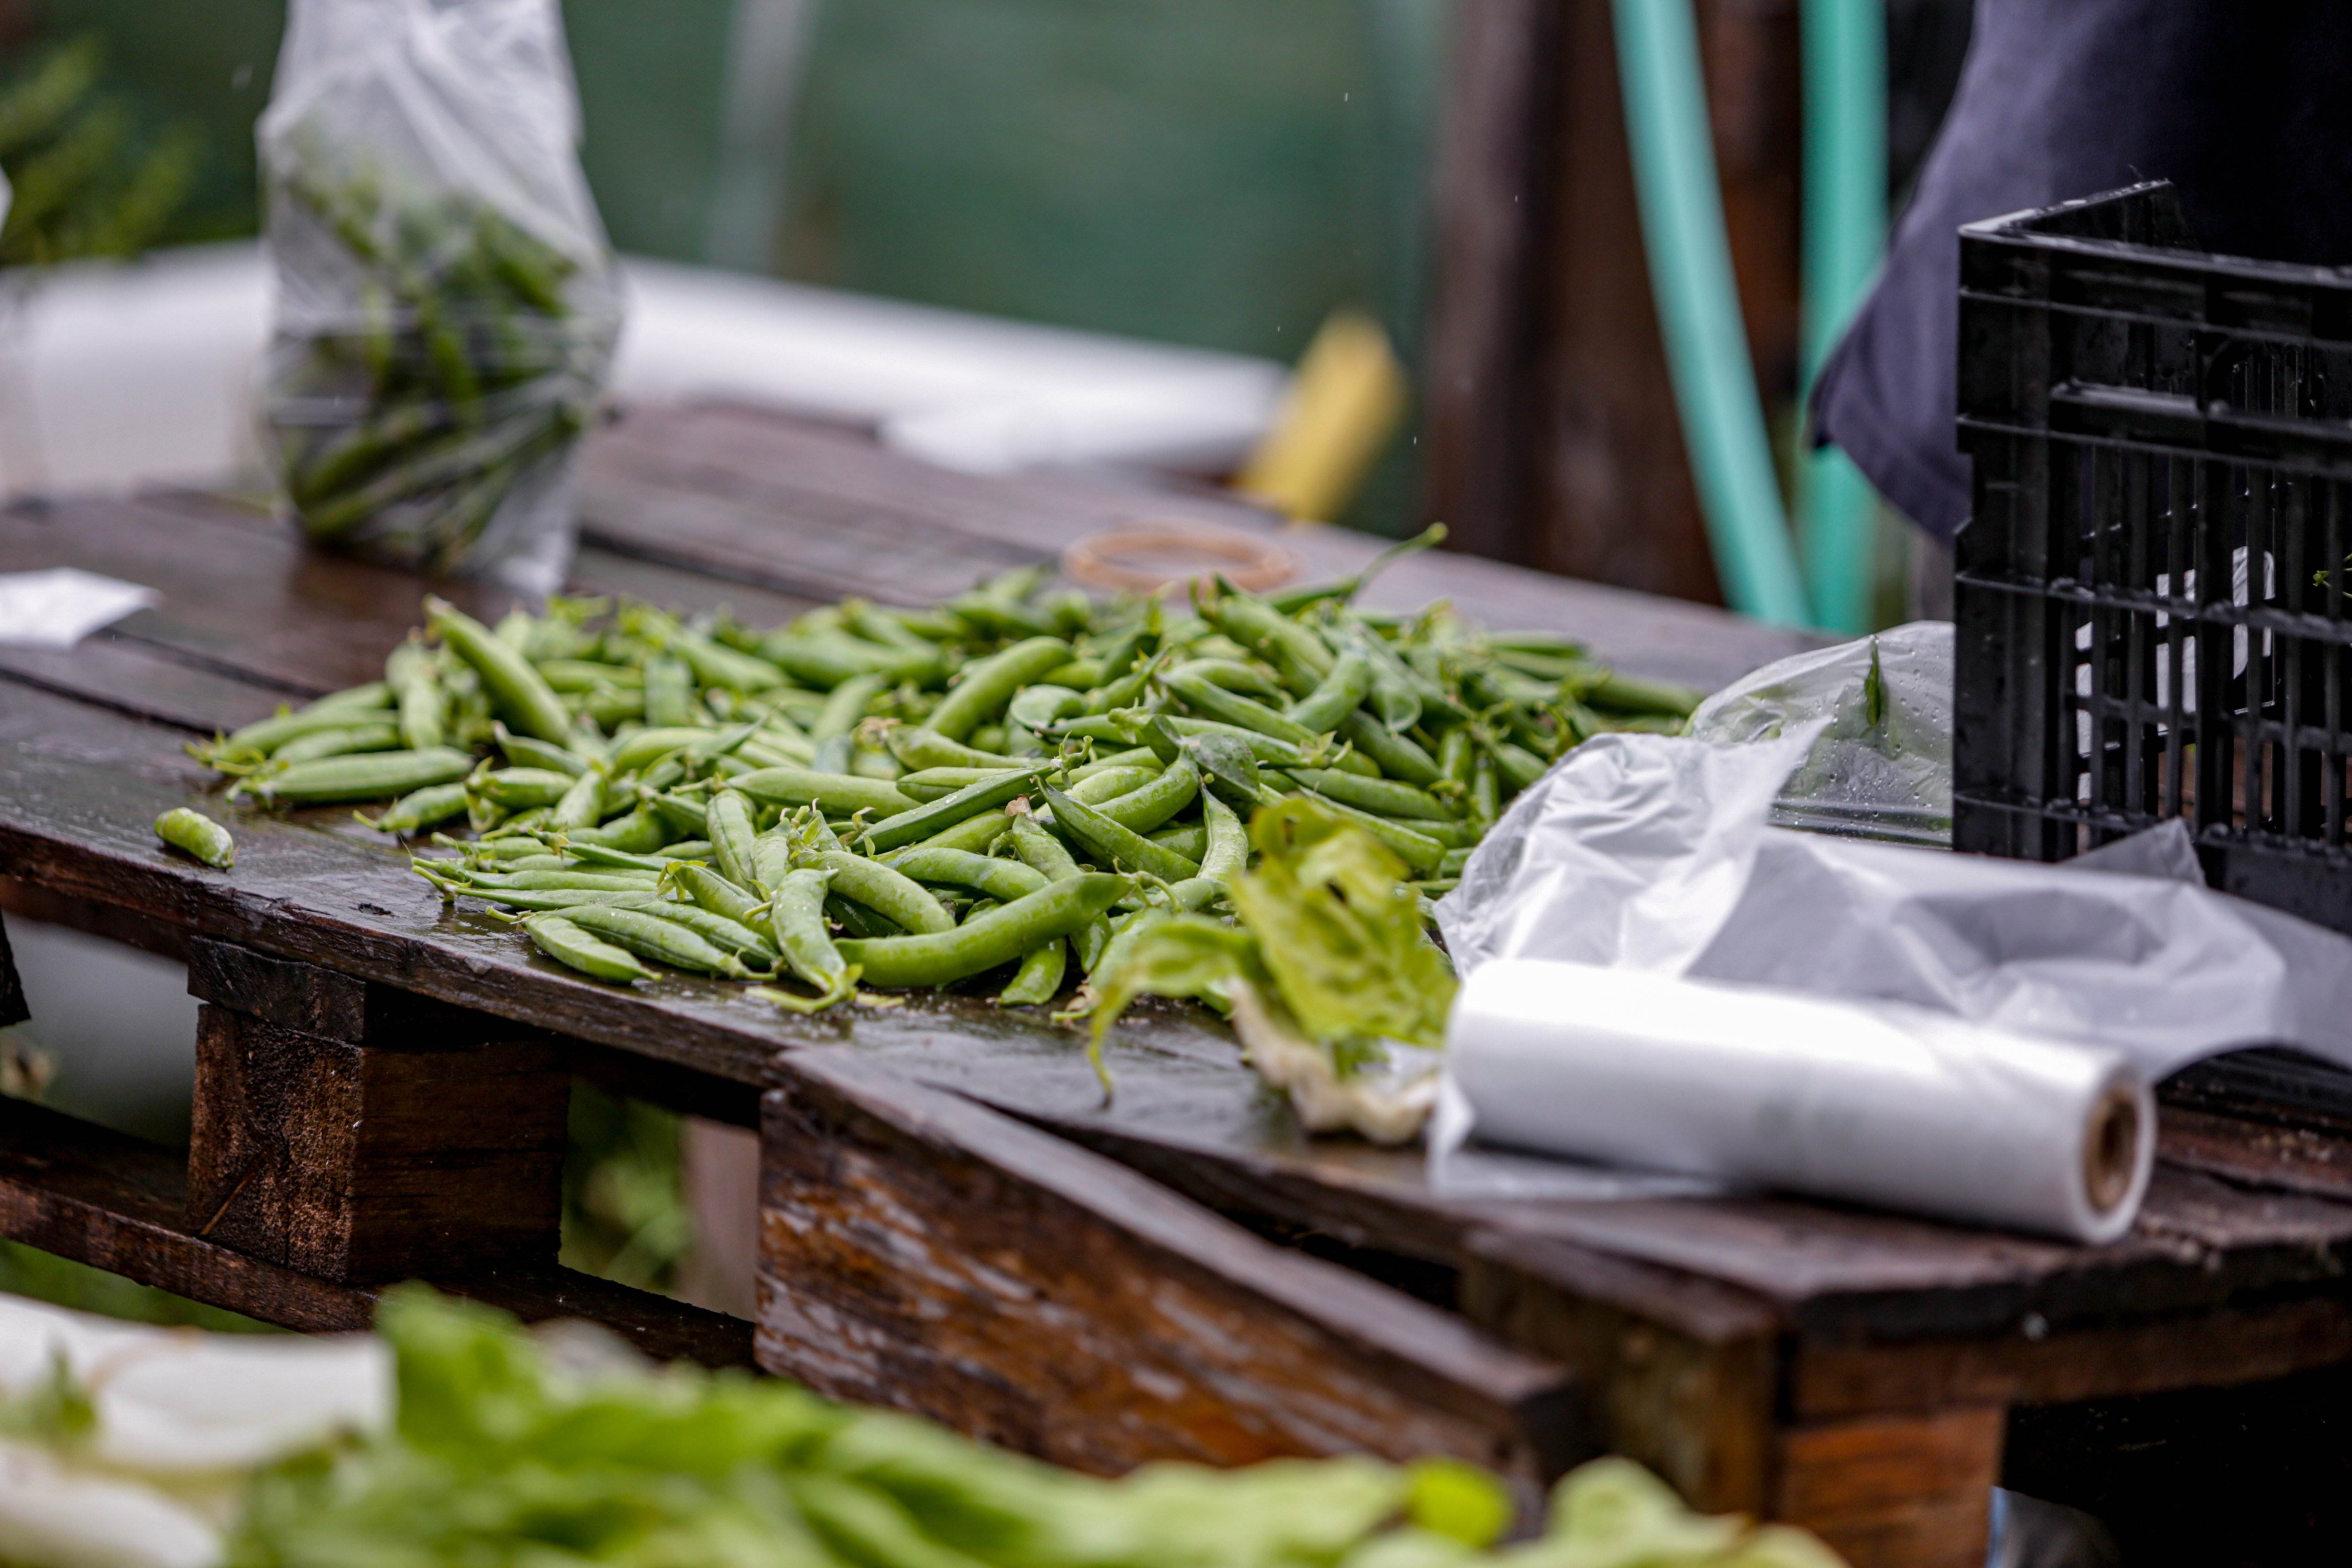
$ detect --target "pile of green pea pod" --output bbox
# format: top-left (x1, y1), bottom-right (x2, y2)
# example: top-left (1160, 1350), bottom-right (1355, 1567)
top-left (188, 548), bottom-right (1699, 1012)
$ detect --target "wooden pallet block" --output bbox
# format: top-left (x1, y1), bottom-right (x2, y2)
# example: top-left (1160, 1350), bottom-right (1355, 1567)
top-left (758, 1048), bottom-right (1581, 1487)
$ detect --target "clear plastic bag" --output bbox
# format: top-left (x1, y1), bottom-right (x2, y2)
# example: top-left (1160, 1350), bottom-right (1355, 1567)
top-left (258, 0), bottom-right (622, 599)
top-left (1683, 621), bottom-right (1952, 846)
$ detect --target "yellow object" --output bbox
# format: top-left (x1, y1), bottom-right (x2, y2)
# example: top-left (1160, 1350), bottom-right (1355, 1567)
top-left (1235, 310), bottom-right (1406, 524)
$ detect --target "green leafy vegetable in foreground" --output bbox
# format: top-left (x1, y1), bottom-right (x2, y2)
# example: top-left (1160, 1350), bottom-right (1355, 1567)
top-left (226, 1289), bottom-right (1840, 1568)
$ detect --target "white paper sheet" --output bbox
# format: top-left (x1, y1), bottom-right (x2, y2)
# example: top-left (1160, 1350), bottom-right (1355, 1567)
top-left (0, 567), bottom-right (159, 649)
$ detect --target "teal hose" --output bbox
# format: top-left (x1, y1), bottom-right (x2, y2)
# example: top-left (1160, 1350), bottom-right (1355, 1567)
top-left (1611, 0), bottom-right (1809, 628)
top-left (1799, 0), bottom-right (1888, 634)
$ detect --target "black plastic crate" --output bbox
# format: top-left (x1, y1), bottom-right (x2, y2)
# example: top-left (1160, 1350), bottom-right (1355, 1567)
top-left (1954, 180), bottom-right (2352, 937)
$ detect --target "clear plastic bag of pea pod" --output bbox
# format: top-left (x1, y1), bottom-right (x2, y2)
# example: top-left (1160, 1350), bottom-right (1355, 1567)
top-left (257, 0), bottom-right (623, 600)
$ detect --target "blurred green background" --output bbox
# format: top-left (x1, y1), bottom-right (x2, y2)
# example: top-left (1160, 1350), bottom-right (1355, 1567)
top-left (17, 0), bottom-right (1444, 528)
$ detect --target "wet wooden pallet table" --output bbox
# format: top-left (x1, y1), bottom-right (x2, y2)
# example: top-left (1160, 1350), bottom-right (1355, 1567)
top-left (2, 402), bottom-right (2348, 1568)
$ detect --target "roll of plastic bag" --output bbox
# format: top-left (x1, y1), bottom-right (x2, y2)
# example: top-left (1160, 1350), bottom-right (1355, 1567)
top-left (1443, 958), bottom-right (2153, 1242)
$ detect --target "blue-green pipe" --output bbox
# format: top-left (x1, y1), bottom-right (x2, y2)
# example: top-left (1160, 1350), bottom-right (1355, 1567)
top-left (1611, 0), bottom-right (1810, 628)
top-left (1799, 0), bottom-right (1887, 634)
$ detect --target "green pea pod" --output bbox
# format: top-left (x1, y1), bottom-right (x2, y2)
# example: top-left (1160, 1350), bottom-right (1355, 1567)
top-left (548, 769), bottom-right (607, 830)
top-left (154, 808), bottom-right (234, 869)
top-left (1162, 671), bottom-right (1318, 747)
top-left (882, 726), bottom-right (1027, 772)
top-left (810, 850), bottom-right (955, 936)
top-left (757, 867), bottom-right (859, 1011)
top-left (384, 638), bottom-right (448, 752)
top-left (884, 847), bottom-right (1049, 905)
top-left (643, 901), bottom-right (779, 967)
top-left (1438, 727), bottom-right (1476, 794)
top-left (444, 887), bottom-right (667, 913)
top-left (996, 937), bottom-right (1067, 1007)
top-left (493, 724), bottom-right (588, 776)
top-left (358, 781), bottom-right (470, 835)
top-left (298, 682), bottom-right (392, 715)
top-left (812, 672), bottom-right (888, 743)
top-left (1284, 651), bottom-right (1375, 733)
top-left (1337, 710), bottom-right (1443, 787)
top-left (440, 868), bottom-right (660, 893)
top-left (1483, 734), bottom-right (1549, 793)
top-left (566, 804), bottom-right (673, 853)
top-left (644, 654), bottom-right (696, 728)
top-left (927, 636), bottom-right (1070, 741)
top-left (1006, 814), bottom-right (1082, 882)
top-left (1198, 793), bottom-right (1247, 884)
top-left (705, 788), bottom-right (760, 889)
top-left (555, 903), bottom-right (761, 979)
top-left (470, 767), bottom-right (578, 810)
top-left (268, 723), bottom-right (401, 765)
top-left (893, 766), bottom-right (1030, 803)
top-left (1089, 756), bottom-right (1200, 835)
top-left (1199, 581), bottom-right (1333, 694)
top-left (1149, 824), bottom-right (1208, 861)
top-left (747, 828), bottom-right (797, 897)
top-left (838, 873), bottom-right (1128, 988)
top-left (1066, 746), bottom-right (1160, 782)
top-left (860, 764), bottom-right (1048, 854)
top-left (666, 860), bottom-right (769, 930)
top-left (427, 597), bottom-right (572, 745)
top-left (731, 767), bottom-right (916, 818)
top-left (605, 728), bottom-right (711, 775)
top-left (1039, 786), bottom-right (1200, 883)
top-left (535, 659), bottom-right (644, 693)
top-left (522, 914), bottom-right (655, 984)
top-left (235, 748), bottom-right (475, 805)
top-left (667, 628), bottom-right (784, 693)
top-left (1280, 767), bottom-right (1454, 821)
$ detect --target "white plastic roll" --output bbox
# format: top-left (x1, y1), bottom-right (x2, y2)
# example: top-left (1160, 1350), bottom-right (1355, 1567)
top-left (1446, 959), bottom-right (2153, 1242)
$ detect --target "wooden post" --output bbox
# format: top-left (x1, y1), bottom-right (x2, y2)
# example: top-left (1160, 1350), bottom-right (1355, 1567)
top-left (1771, 1408), bottom-right (2002, 1568)
top-left (1422, 0), bottom-right (1802, 604)
top-left (184, 938), bottom-right (569, 1282)
top-left (758, 1049), bottom-right (1582, 1485)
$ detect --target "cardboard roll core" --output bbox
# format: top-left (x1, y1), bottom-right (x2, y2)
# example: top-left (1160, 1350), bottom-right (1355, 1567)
top-left (1061, 525), bottom-right (1296, 595)
top-left (2082, 1084), bottom-right (2142, 1214)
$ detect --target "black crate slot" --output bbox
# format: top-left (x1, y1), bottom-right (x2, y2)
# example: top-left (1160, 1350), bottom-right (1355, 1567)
top-left (1955, 181), bottom-right (2352, 934)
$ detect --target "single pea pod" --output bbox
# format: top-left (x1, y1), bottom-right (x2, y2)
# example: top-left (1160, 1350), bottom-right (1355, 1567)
top-left (438, 868), bottom-right (660, 893)
top-left (198, 707), bottom-right (381, 764)
top-left (860, 764), bottom-right (1048, 854)
top-left (731, 767), bottom-right (917, 819)
top-left (810, 671), bottom-right (888, 744)
top-left (838, 873), bottom-right (1128, 988)
top-left (1065, 764), bottom-right (1157, 806)
top-left (1279, 767), bottom-right (1455, 821)
top-left (653, 858), bottom-right (759, 923)
top-left (556, 902), bottom-right (765, 979)
top-left (810, 849), bottom-right (956, 936)
top-left (1285, 651), bottom-right (1375, 734)
top-left (426, 597), bottom-right (572, 745)
top-left (1087, 756), bottom-right (1200, 835)
top-left (1066, 746), bottom-right (1160, 782)
top-left (926, 635), bottom-right (1070, 741)
top-left (1005, 683), bottom-right (1085, 735)
top-left (642, 901), bottom-right (780, 968)
top-left (384, 638), bottom-right (448, 752)
top-left (704, 788), bottom-right (761, 890)
top-left (470, 767), bottom-right (579, 811)
top-left (747, 828), bottom-right (797, 897)
top-left (1162, 670), bottom-right (1318, 748)
top-left (894, 766), bottom-right (1029, 803)
top-left (898, 809), bottom-right (1015, 857)
top-left (1336, 710), bottom-right (1443, 787)
top-left (268, 723), bottom-right (401, 765)
top-left (757, 866), bottom-right (859, 1012)
top-left (522, 913), bottom-right (656, 984)
top-left (155, 808), bottom-right (234, 869)
top-left (885, 847), bottom-right (1050, 905)
top-left (235, 748), bottom-right (475, 805)
top-left (566, 804), bottom-right (675, 853)
top-left (996, 937), bottom-right (1067, 1007)
top-left (1197, 792), bottom-right (1247, 884)
top-left (550, 769), bottom-right (607, 831)
top-left (1149, 823), bottom-right (1208, 861)
top-left (1168, 657), bottom-right (1287, 702)
top-left (1482, 734), bottom-right (1549, 793)
top-left (301, 681), bottom-right (392, 714)
top-left (1038, 785), bottom-right (1201, 883)
top-left (1199, 583), bottom-right (1333, 694)
top-left (442, 887), bottom-right (667, 914)
top-left (606, 727), bottom-right (712, 776)
top-left (535, 659), bottom-right (644, 693)
top-left (667, 628), bottom-right (784, 693)
top-left (359, 780), bottom-right (470, 835)
top-left (494, 724), bottom-right (589, 776)
top-left (882, 725), bottom-right (1027, 772)
top-left (558, 840), bottom-right (686, 873)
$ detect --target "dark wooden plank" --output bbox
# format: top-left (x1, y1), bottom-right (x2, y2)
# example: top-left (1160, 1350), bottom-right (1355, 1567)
top-left (1791, 1293), bottom-right (2352, 1419)
top-left (757, 1050), bottom-right (1581, 1484)
top-left (2159, 1104), bottom-right (2352, 1202)
top-left (1769, 1407), bottom-right (2001, 1568)
top-left (0, 1091), bottom-right (749, 1364)
top-left (187, 1001), bottom-right (569, 1281)
top-left (0, 637), bottom-right (285, 737)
